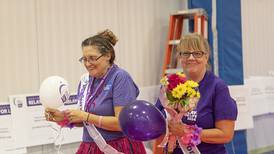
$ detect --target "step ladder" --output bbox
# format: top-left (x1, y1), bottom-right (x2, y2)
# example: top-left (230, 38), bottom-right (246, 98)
top-left (162, 8), bottom-right (208, 76)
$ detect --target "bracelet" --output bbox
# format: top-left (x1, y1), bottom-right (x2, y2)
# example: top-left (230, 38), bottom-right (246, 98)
top-left (98, 116), bottom-right (103, 127)
top-left (86, 113), bottom-right (90, 122)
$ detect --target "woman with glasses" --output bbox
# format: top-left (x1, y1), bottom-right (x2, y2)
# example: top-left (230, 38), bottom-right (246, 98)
top-left (155, 33), bottom-right (238, 154)
top-left (45, 29), bottom-right (145, 154)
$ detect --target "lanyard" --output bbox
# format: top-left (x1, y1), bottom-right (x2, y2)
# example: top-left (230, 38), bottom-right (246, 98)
top-left (84, 65), bottom-right (114, 112)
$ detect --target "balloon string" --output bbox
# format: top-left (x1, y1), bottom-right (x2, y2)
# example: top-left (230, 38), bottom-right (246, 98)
top-left (50, 125), bottom-right (64, 154)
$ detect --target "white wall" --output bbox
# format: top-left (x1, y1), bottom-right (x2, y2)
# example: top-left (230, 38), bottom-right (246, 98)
top-left (0, 0), bottom-right (185, 102)
top-left (4, 0), bottom-right (274, 153)
top-left (241, 0), bottom-right (274, 152)
top-left (0, 0), bottom-right (186, 153)
top-left (0, 0), bottom-right (39, 102)
top-left (241, 0), bottom-right (274, 78)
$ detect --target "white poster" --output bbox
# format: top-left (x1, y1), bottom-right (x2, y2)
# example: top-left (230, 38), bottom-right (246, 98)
top-left (228, 85), bottom-right (254, 130)
top-left (0, 147), bottom-right (27, 154)
top-left (262, 77), bottom-right (274, 113)
top-left (0, 103), bottom-right (26, 153)
top-left (245, 77), bottom-right (270, 116)
top-left (9, 94), bottom-right (55, 147)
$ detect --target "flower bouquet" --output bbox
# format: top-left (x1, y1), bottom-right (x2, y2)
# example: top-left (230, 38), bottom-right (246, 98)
top-left (158, 72), bottom-right (202, 153)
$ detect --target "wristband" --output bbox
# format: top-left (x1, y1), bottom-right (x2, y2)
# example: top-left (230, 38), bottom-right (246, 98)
top-left (86, 113), bottom-right (90, 122)
top-left (98, 116), bottom-right (103, 127)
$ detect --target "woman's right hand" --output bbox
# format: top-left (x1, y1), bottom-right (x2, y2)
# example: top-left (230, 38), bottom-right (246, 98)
top-left (44, 108), bottom-right (64, 122)
top-left (168, 120), bottom-right (186, 137)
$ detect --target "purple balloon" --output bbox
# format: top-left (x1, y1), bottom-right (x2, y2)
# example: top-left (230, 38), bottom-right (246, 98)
top-left (119, 100), bottom-right (166, 141)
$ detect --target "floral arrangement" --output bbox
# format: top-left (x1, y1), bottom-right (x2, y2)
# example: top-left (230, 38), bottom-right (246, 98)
top-left (160, 72), bottom-right (200, 112)
top-left (159, 72), bottom-right (202, 153)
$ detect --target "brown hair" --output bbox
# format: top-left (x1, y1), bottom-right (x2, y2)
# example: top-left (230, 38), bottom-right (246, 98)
top-left (81, 29), bottom-right (118, 64)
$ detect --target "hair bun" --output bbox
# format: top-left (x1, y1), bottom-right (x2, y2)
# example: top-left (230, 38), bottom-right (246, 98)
top-left (97, 29), bottom-right (118, 46)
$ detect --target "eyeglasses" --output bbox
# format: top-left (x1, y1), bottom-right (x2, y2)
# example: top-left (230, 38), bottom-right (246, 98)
top-left (179, 51), bottom-right (206, 58)
top-left (79, 54), bottom-right (104, 64)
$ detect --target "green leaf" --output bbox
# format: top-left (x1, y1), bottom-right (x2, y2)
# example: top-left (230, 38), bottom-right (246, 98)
top-left (166, 92), bottom-right (176, 102)
top-left (168, 101), bottom-right (176, 106)
top-left (179, 99), bottom-right (189, 106)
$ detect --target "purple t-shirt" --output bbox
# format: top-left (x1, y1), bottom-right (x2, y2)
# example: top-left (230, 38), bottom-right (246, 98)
top-left (77, 64), bottom-right (139, 142)
top-left (156, 71), bottom-right (238, 154)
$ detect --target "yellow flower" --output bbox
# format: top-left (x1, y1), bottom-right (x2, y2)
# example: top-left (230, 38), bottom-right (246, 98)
top-left (197, 92), bottom-right (200, 98)
top-left (186, 87), bottom-right (195, 97)
top-left (171, 90), bottom-right (180, 99)
top-left (185, 80), bottom-right (199, 88)
top-left (160, 76), bottom-right (169, 86)
top-left (176, 72), bottom-right (186, 78)
top-left (172, 83), bottom-right (186, 99)
top-left (190, 91), bottom-right (197, 97)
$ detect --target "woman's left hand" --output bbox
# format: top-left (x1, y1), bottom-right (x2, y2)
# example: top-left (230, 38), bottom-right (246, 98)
top-left (65, 109), bottom-right (87, 123)
top-left (168, 120), bottom-right (186, 137)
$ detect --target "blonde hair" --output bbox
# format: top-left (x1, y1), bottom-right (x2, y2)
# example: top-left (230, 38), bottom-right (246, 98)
top-left (177, 33), bottom-right (211, 70)
top-left (177, 33), bottom-right (210, 56)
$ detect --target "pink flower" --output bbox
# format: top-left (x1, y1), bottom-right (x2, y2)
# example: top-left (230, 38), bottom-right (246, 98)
top-left (181, 133), bottom-right (193, 145)
top-left (167, 74), bottom-right (186, 91)
top-left (180, 125), bottom-right (202, 146)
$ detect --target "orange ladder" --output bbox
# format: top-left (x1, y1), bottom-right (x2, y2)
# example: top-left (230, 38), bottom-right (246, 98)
top-left (162, 8), bottom-right (208, 76)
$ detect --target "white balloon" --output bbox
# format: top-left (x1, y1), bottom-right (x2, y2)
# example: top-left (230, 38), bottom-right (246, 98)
top-left (39, 76), bottom-right (70, 108)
